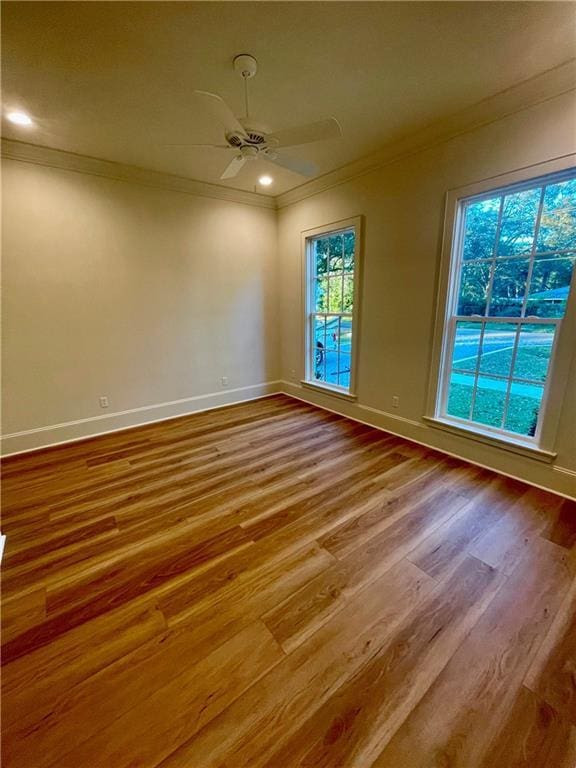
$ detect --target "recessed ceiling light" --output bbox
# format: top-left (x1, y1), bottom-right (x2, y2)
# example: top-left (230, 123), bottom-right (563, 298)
top-left (258, 175), bottom-right (273, 187)
top-left (6, 111), bottom-right (33, 126)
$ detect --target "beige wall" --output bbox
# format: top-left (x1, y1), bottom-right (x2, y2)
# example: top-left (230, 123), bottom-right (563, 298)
top-left (2, 160), bottom-right (279, 451)
top-left (277, 91), bottom-right (576, 497)
top-left (2, 90), bottom-right (575, 496)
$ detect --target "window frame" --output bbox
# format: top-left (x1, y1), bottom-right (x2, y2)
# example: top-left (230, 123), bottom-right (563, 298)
top-left (426, 157), bottom-right (576, 461)
top-left (301, 216), bottom-right (363, 399)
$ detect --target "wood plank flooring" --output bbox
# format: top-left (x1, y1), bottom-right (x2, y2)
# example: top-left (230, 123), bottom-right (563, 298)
top-left (1, 393), bottom-right (575, 768)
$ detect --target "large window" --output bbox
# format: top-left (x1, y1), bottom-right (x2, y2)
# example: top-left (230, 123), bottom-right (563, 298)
top-left (437, 169), bottom-right (576, 445)
top-left (304, 219), bottom-right (361, 395)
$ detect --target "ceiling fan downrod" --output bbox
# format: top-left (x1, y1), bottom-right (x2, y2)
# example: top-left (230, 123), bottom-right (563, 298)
top-left (233, 54), bottom-right (258, 118)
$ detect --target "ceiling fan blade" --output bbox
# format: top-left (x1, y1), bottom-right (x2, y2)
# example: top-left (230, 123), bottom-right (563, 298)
top-left (220, 155), bottom-right (247, 180)
top-left (194, 90), bottom-right (247, 137)
top-left (264, 152), bottom-right (318, 178)
top-left (163, 143), bottom-right (232, 149)
top-left (266, 118), bottom-right (342, 148)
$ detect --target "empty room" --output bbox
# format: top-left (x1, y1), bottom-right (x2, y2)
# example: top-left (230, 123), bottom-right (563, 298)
top-left (2, 1), bottom-right (576, 766)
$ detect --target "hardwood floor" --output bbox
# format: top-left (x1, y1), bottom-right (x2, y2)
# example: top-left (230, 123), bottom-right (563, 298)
top-left (1, 393), bottom-right (575, 768)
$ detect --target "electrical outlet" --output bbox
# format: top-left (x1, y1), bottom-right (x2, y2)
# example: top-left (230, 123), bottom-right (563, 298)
top-left (99, 396), bottom-right (109, 409)
top-left (290, 368), bottom-right (297, 381)
top-left (392, 395), bottom-right (399, 409)
top-left (220, 376), bottom-right (229, 388)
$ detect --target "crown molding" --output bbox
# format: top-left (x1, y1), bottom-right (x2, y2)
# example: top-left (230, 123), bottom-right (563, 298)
top-left (0, 139), bottom-right (276, 210)
top-left (2, 60), bottom-right (575, 213)
top-left (276, 59), bottom-right (576, 209)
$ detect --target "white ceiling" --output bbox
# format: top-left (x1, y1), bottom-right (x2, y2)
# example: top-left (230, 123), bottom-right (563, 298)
top-left (2, 2), bottom-right (575, 196)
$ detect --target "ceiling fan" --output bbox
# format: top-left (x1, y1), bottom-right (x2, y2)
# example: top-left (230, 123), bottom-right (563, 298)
top-left (168, 54), bottom-right (342, 180)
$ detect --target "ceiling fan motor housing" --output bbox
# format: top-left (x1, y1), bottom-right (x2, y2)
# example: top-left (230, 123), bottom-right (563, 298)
top-left (226, 128), bottom-right (267, 150)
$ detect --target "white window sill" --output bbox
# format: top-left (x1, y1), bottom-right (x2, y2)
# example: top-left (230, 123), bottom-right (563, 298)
top-left (301, 380), bottom-right (358, 402)
top-left (423, 416), bottom-right (557, 464)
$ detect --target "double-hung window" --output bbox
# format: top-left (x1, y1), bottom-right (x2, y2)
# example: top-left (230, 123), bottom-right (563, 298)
top-left (433, 167), bottom-right (576, 449)
top-left (303, 217), bottom-right (361, 396)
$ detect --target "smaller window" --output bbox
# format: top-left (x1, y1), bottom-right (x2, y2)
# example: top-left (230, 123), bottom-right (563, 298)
top-left (303, 219), bottom-right (361, 395)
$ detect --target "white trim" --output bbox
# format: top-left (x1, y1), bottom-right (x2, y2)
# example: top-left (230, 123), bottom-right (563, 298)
top-left (427, 157), bottom-right (576, 457)
top-left (281, 381), bottom-right (427, 435)
top-left (301, 380), bottom-right (358, 402)
top-left (1, 381), bottom-right (283, 457)
top-left (3, 380), bottom-right (573, 499)
top-left (445, 155), bottom-right (576, 201)
top-left (423, 416), bottom-right (556, 463)
top-left (1, 139), bottom-right (276, 210)
top-left (276, 62), bottom-right (576, 209)
top-left (302, 215), bottom-right (363, 397)
top-left (279, 381), bottom-right (576, 501)
top-left (554, 465), bottom-right (576, 479)
top-left (3, 66), bottom-right (572, 213)
top-left (358, 403), bottom-right (424, 430)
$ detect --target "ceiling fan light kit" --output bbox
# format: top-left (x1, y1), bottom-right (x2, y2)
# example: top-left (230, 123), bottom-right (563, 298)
top-left (183, 53), bottom-right (342, 182)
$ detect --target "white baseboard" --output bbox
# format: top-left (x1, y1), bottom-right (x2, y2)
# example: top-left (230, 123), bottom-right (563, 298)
top-left (3, 379), bottom-right (574, 501)
top-left (554, 465), bottom-right (576, 479)
top-left (279, 380), bottom-right (576, 501)
top-left (1, 381), bottom-right (283, 457)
